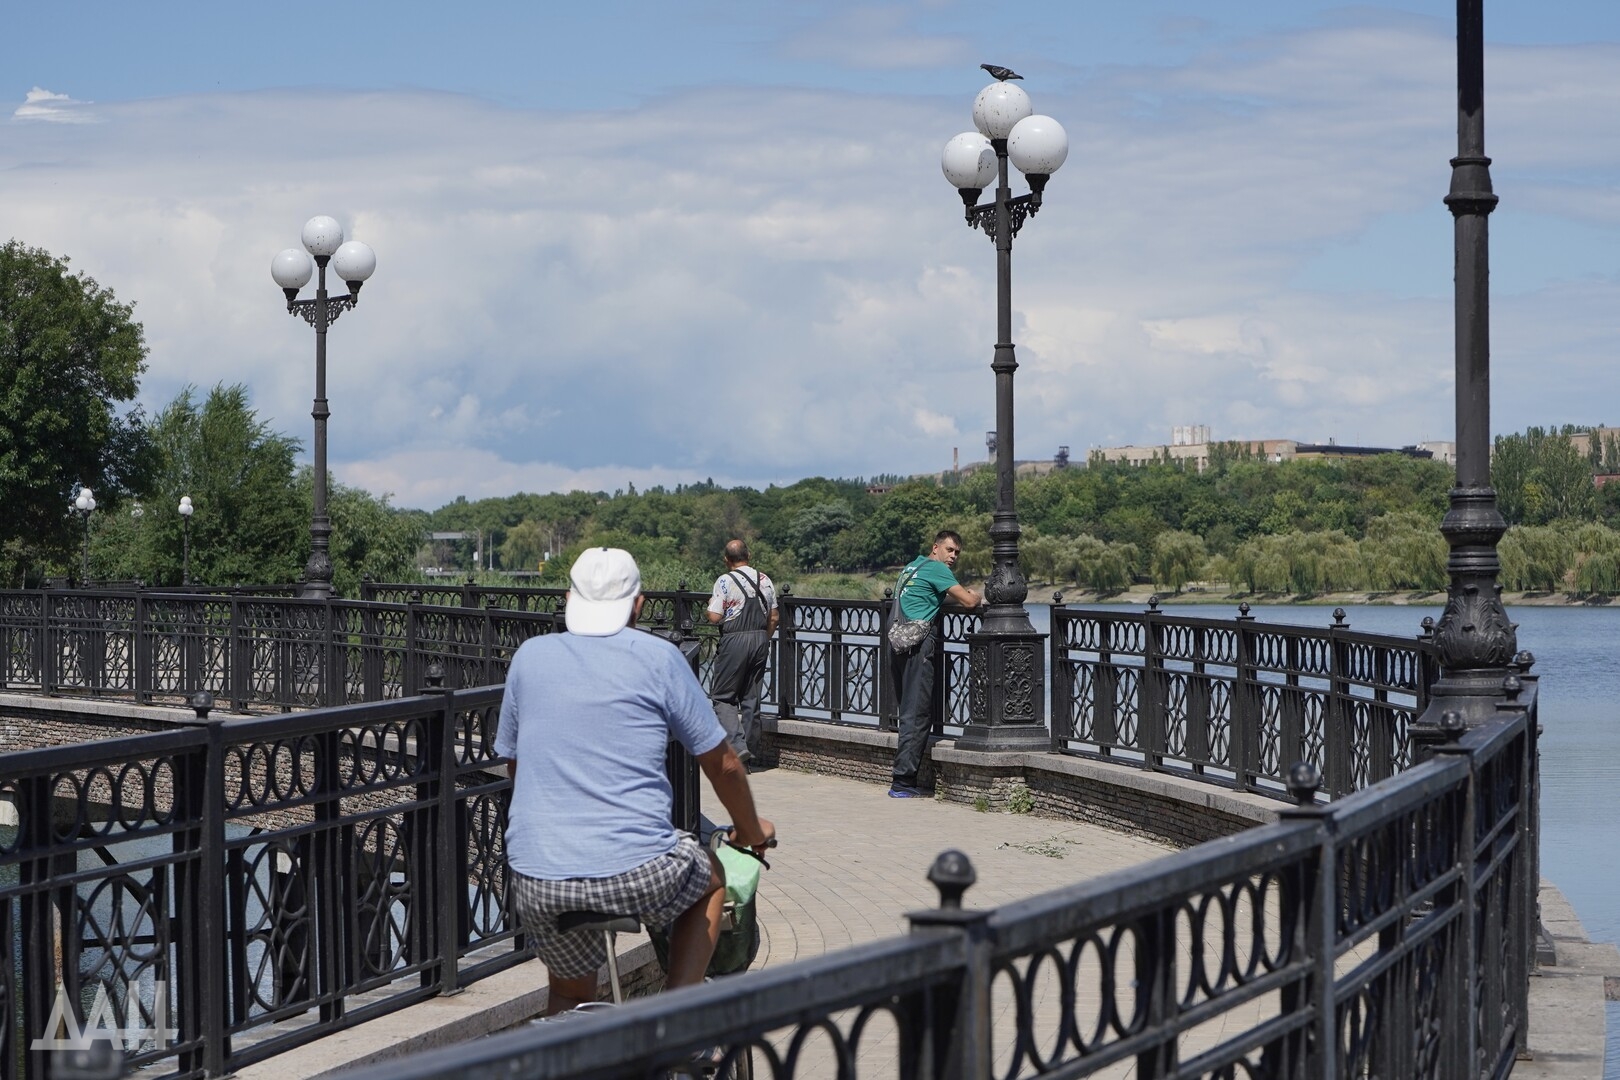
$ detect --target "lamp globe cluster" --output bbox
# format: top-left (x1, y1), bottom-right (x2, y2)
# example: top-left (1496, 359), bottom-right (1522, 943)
top-left (941, 79), bottom-right (1069, 205)
top-left (271, 216), bottom-right (377, 299)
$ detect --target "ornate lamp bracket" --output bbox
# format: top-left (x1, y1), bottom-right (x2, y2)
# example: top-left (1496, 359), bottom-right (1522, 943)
top-left (965, 193), bottom-right (1040, 240)
top-left (288, 294), bottom-right (358, 328)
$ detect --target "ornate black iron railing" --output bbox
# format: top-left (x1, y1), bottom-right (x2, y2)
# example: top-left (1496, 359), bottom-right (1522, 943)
top-left (5, 587), bottom-right (1437, 795)
top-left (1050, 602), bottom-right (1439, 798)
top-left (337, 684), bottom-right (1538, 1080)
top-left (0, 684), bottom-right (520, 1080)
top-left (0, 584), bottom-right (1534, 1078)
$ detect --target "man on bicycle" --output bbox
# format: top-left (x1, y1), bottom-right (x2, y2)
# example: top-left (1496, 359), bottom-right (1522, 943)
top-left (496, 547), bottom-right (776, 1014)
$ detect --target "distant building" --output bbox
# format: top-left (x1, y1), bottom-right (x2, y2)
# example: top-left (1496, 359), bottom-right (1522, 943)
top-left (1417, 441), bottom-right (1456, 465)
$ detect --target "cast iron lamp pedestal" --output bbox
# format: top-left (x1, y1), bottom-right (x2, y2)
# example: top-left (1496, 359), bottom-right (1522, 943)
top-left (941, 73), bottom-right (1068, 751)
top-left (271, 217), bottom-right (377, 600)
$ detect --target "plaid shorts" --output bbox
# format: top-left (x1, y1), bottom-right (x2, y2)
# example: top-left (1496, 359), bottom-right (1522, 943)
top-left (509, 834), bottom-right (713, 979)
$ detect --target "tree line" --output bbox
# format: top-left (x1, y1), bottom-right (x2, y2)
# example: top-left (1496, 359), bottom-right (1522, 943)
top-left (8, 237), bottom-right (1620, 598)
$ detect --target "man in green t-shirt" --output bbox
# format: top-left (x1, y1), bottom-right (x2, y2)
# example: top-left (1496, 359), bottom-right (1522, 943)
top-left (889, 529), bottom-right (982, 797)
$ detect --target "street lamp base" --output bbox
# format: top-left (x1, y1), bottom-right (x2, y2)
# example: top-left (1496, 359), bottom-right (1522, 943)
top-left (957, 629), bottom-right (1048, 752)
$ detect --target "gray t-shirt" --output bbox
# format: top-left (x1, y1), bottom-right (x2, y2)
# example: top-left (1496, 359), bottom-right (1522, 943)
top-left (494, 628), bottom-right (724, 879)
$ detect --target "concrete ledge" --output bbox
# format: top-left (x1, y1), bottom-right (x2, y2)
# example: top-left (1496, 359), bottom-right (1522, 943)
top-left (0, 690), bottom-right (256, 726)
top-left (1519, 882), bottom-right (1620, 1078)
top-left (237, 943), bottom-right (666, 1079)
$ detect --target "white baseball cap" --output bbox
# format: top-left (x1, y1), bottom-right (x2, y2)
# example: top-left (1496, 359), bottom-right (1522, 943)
top-left (565, 547), bottom-right (642, 636)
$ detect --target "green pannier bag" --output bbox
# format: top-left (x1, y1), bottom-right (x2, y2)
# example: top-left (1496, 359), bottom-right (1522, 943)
top-left (651, 841), bottom-right (761, 977)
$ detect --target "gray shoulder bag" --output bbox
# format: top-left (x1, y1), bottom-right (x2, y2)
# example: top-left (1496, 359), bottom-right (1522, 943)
top-left (886, 564), bottom-right (931, 655)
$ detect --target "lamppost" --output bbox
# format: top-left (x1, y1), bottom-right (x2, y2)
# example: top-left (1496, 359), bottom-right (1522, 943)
top-left (178, 496), bottom-right (193, 586)
top-left (73, 487), bottom-right (96, 584)
top-left (1425, 0), bottom-right (1517, 724)
top-left (940, 67), bottom-right (1067, 749)
top-left (271, 216), bottom-right (377, 600)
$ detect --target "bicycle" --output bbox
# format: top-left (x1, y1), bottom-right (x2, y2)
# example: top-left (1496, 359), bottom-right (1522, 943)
top-left (548, 827), bottom-right (773, 1079)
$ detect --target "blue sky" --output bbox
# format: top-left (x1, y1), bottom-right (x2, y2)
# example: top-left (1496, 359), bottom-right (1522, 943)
top-left (5, 2), bottom-right (1619, 508)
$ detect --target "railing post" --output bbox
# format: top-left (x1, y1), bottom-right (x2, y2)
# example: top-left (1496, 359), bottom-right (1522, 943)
top-left (482, 599), bottom-right (499, 688)
top-left (230, 591), bottom-right (248, 712)
top-left (929, 612), bottom-right (947, 736)
top-left (421, 666), bottom-right (462, 996)
top-left (40, 582), bottom-right (55, 696)
top-left (1233, 604), bottom-right (1259, 792)
top-left (1047, 594), bottom-right (1069, 752)
top-left (778, 589), bottom-right (798, 722)
top-left (904, 851), bottom-right (990, 1080)
top-left (1324, 608), bottom-right (1354, 796)
top-left (1413, 709), bottom-right (1478, 1074)
top-left (405, 590), bottom-right (423, 698)
top-left (1139, 596), bottom-right (1165, 771)
top-left (187, 698), bottom-right (228, 1077)
top-left (131, 583), bottom-right (146, 703)
top-left (1276, 762), bottom-right (1337, 1078)
top-left (1094, 612), bottom-right (1117, 752)
top-left (323, 594), bottom-right (339, 708)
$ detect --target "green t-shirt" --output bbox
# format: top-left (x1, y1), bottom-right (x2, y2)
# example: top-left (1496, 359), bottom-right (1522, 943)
top-left (897, 555), bottom-right (960, 621)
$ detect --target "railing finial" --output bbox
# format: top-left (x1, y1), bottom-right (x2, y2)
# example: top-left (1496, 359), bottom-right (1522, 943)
top-left (1052, 590), bottom-right (1063, 604)
top-left (1147, 594), bottom-right (1160, 611)
top-left (425, 660), bottom-right (446, 689)
top-left (189, 690), bottom-right (215, 719)
top-left (927, 850), bottom-right (976, 910)
top-left (1285, 761), bottom-right (1320, 805)
top-left (1332, 608), bottom-right (1347, 627)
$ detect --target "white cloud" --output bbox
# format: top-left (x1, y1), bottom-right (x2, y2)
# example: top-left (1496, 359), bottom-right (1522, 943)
top-left (2, 15), bottom-right (1616, 507)
top-left (13, 86), bottom-right (99, 124)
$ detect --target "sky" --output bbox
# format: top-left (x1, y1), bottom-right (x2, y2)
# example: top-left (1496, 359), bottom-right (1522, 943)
top-left (4, 2), bottom-right (1619, 510)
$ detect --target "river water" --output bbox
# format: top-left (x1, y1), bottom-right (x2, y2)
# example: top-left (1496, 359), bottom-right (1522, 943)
top-left (1046, 601), bottom-right (1618, 1074)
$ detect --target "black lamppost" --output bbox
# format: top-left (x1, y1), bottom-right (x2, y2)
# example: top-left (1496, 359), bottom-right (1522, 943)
top-left (72, 486), bottom-right (96, 584)
top-left (178, 495), bottom-right (193, 586)
top-left (940, 69), bottom-right (1068, 749)
top-left (1426, 0), bottom-right (1517, 723)
top-left (271, 216), bottom-right (377, 600)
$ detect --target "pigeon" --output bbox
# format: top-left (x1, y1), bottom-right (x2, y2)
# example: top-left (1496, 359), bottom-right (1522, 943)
top-left (981, 64), bottom-right (1023, 81)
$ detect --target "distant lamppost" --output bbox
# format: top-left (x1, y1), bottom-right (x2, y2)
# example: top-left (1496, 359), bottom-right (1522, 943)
top-left (73, 487), bottom-right (97, 584)
top-left (941, 67), bottom-right (1067, 749)
top-left (178, 495), bottom-right (194, 586)
top-left (271, 216), bottom-right (377, 600)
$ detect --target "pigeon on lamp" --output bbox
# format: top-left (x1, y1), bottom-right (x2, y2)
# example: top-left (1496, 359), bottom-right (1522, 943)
top-left (981, 64), bottom-right (1023, 81)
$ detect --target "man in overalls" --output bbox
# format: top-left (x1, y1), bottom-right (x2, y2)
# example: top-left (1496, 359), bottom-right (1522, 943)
top-left (706, 540), bottom-right (779, 764)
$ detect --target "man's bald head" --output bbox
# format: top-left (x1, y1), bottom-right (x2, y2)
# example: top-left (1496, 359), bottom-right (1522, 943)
top-left (723, 539), bottom-right (750, 565)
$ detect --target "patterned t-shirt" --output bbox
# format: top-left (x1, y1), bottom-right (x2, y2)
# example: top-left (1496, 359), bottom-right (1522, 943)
top-left (707, 568), bottom-right (777, 627)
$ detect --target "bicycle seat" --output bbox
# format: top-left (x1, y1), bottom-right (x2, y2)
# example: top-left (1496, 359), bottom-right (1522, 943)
top-left (556, 910), bottom-right (641, 935)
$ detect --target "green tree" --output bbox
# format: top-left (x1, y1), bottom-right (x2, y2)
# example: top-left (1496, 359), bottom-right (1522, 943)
top-left (787, 500), bottom-right (856, 569)
top-left (138, 384), bottom-right (305, 587)
top-left (1150, 530), bottom-right (1207, 593)
top-left (501, 520), bottom-right (551, 571)
top-left (1, 240), bottom-right (153, 583)
top-left (1359, 511), bottom-right (1447, 591)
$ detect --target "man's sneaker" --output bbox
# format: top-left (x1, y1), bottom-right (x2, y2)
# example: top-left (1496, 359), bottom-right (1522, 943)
top-left (888, 784), bottom-right (923, 799)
